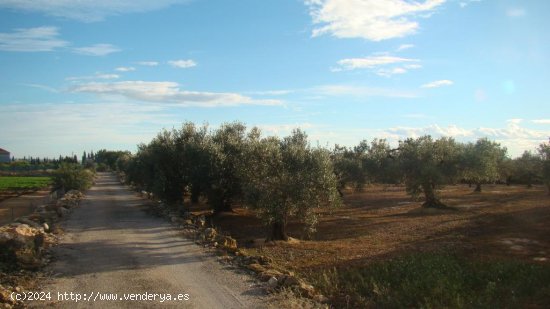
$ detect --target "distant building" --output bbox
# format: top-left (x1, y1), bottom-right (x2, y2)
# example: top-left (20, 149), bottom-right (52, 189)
top-left (0, 148), bottom-right (10, 163)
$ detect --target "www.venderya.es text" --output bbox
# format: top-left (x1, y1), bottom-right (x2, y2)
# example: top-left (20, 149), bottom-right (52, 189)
top-left (11, 291), bottom-right (190, 303)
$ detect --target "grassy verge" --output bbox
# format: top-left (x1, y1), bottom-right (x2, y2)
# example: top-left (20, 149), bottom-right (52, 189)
top-left (0, 176), bottom-right (51, 191)
top-left (309, 252), bottom-right (550, 308)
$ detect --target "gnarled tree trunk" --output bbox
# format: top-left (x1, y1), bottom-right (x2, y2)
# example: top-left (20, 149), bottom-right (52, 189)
top-left (474, 183), bottom-right (482, 192)
top-left (422, 183), bottom-right (447, 208)
top-left (267, 221), bottom-right (288, 241)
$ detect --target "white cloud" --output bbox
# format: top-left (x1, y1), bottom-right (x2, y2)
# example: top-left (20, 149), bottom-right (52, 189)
top-left (507, 118), bottom-right (523, 124)
top-left (532, 119), bottom-right (550, 124)
top-left (397, 44), bottom-right (414, 51)
top-left (136, 61), bottom-right (159, 66)
top-left (377, 121), bottom-right (548, 157)
top-left (66, 73), bottom-right (120, 81)
top-left (421, 79), bottom-right (453, 88)
top-left (168, 59), bottom-right (197, 69)
top-left (246, 90), bottom-right (294, 96)
top-left (0, 0), bottom-right (187, 22)
top-left (305, 0), bottom-right (446, 41)
top-left (337, 55), bottom-right (419, 70)
top-left (335, 54), bottom-right (421, 76)
top-left (0, 26), bottom-right (68, 52)
top-left (73, 43), bottom-right (120, 56)
top-left (314, 84), bottom-right (418, 98)
top-left (69, 81), bottom-right (283, 107)
top-left (115, 66), bottom-right (135, 72)
top-left (507, 8), bottom-right (526, 18)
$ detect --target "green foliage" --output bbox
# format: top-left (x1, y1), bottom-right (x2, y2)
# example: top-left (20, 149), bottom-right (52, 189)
top-left (461, 138), bottom-right (507, 191)
top-left (398, 136), bottom-right (461, 207)
top-left (241, 129), bottom-right (341, 240)
top-left (311, 252), bottom-right (550, 309)
top-left (94, 149), bottom-right (131, 171)
top-left (362, 138), bottom-right (401, 184)
top-left (512, 151), bottom-right (542, 187)
top-left (52, 163), bottom-right (94, 191)
top-left (0, 176), bottom-right (51, 191)
top-left (332, 145), bottom-right (366, 194)
top-left (538, 140), bottom-right (550, 192)
top-left (204, 122), bottom-right (248, 212)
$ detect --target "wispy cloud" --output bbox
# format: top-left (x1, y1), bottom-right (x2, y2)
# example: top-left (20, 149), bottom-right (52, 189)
top-left (115, 66), bottom-right (135, 72)
top-left (506, 8), bottom-right (526, 18)
top-left (0, 0), bottom-right (187, 22)
top-left (20, 83), bottom-right (59, 93)
top-left (0, 26), bottom-right (68, 52)
top-left (69, 81), bottom-right (283, 107)
top-left (66, 73), bottom-right (120, 81)
top-left (459, 0), bottom-right (482, 9)
top-left (314, 84), bottom-right (418, 98)
top-left (421, 79), bottom-right (453, 88)
top-left (532, 119), bottom-right (550, 124)
top-left (168, 59), bottom-right (197, 69)
top-left (136, 61), bottom-right (159, 66)
top-left (397, 44), bottom-right (414, 51)
top-left (73, 43), bottom-right (121, 56)
top-left (305, 0), bottom-right (446, 41)
top-left (334, 54), bottom-right (421, 76)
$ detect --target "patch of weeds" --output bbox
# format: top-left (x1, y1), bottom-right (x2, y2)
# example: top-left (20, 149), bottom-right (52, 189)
top-left (310, 252), bottom-right (550, 308)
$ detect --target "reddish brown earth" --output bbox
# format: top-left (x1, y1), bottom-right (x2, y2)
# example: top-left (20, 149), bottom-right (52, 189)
top-left (208, 184), bottom-right (550, 275)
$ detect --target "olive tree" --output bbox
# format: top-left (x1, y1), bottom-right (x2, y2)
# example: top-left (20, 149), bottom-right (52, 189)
top-left (240, 129), bottom-right (341, 241)
top-left (206, 122), bottom-right (248, 213)
top-left (538, 140), bottom-right (550, 194)
top-left (362, 138), bottom-right (401, 184)
top-left (513, 151), bottom-right (542, 188)
top-left (398, 136), bottom-right (461, 208)
top-left (331, 145), bottom-right (366, 196)
top-left (462, 138), bottom-right (507, 192)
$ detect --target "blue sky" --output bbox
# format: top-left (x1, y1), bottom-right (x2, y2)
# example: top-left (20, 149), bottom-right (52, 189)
top-left (0, 0), bottom-right (548, 158)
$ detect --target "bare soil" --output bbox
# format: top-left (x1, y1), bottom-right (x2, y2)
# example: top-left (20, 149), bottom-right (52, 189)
top-left (209, 184), bottom-right (550, 275)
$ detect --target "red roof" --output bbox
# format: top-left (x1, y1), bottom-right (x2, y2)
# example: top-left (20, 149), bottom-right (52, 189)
top-left (0, 148), bottom-right (10, 154)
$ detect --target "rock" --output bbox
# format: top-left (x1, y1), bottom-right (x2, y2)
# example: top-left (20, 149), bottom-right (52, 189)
top-left (267, 277), bottom-right (278, 288)
top-left (216, 235), bottom-right (238, 251)
top-left (16, 218), bottom-right (42, 229)
top-left (56, 207), bottom-right (70, 217)
top-left (298, 282), bottom-right (316, 298)
top-left (183, 219), bottom-right (193, 226)
top-left (202, 228), bottom-right (217, 241)
top-left (195, 215), bottom-right (206, 227)
top-left (0, 223), bottom-right (46, 270)
top-left (280, 274), bottom-right (301, 288)
top-left (42, 223), bottom-right (50, 233)
top-left (258, 269), bottom-right (283, 282)
top-left (170, 216), bottom-right (180, 224)
top-left (258, 255), bottom-right (273, 265)
top-left (247, 263), bottom-right (267, 273)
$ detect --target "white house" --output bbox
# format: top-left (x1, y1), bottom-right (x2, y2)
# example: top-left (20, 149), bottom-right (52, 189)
top-left (0, 148), bottom-right (10, 163)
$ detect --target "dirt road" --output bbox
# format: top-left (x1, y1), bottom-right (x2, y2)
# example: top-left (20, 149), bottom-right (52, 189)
top-left (32, 173), bottom-right (268, 308)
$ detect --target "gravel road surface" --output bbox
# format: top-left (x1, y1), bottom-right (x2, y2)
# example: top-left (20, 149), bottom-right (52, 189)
top-left (31, 173), bottom-right (268, 308)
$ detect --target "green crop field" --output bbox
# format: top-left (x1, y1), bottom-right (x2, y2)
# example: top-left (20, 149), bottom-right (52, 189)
top-left (0, 176), bottom-right (52, 191)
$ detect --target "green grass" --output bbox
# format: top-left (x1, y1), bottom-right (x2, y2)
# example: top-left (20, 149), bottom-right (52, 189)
top-left (310, 252), bottom-right (550, 308)
top-left (0, 176), bottom-right (52, 191)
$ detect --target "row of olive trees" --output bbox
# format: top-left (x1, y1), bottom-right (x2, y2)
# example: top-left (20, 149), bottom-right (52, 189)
top-left (332, 136), bottom-right (550, 207)
top-left (116, 121), bottom-right (549, 238)
top-left (118, 122), bottom-right (340, 240)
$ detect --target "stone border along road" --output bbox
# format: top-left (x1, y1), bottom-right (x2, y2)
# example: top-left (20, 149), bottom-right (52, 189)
top-left (30, 173), bottom-right (269, 308)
